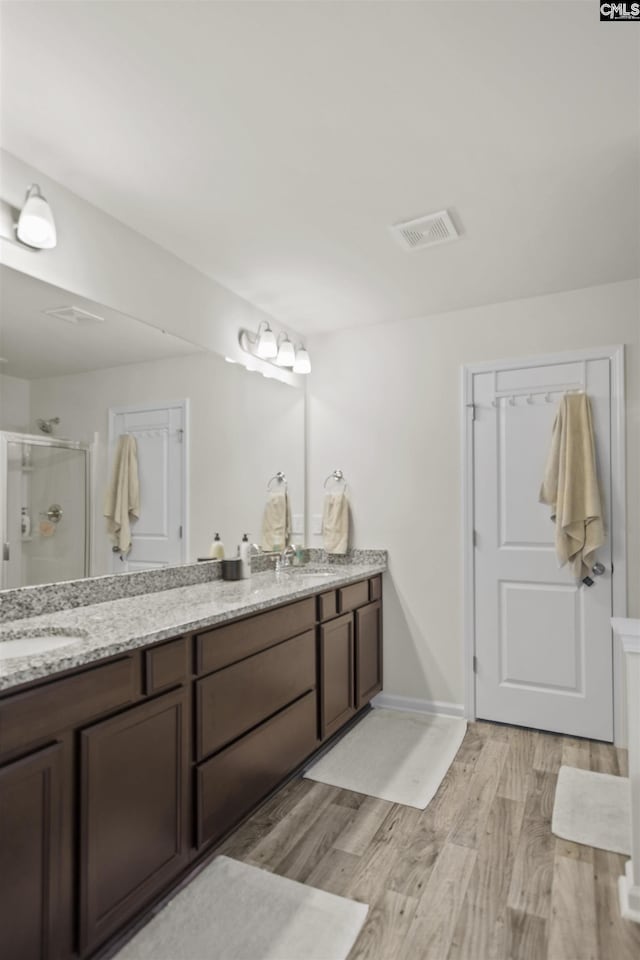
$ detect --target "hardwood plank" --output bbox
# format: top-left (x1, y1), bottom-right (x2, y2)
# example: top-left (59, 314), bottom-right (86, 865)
top-left (271, 801), bottom-right (354, 882)
top-left (505, 907), bottom-right (548, 960)
top-left (304, 847), bottom-right (361, 898)
top-left (400, 843), bottom-right (477, 960)
top-left (497, 727), bottom-right (538, 802)
top-left (454, 722), bottom-right (491, 767)
top-left (449, 739), bottom-right (509, 849)
top-left (447, 796), bottom-right (524, 960)
top-left (548, 854), bottom-right (599, 960)
top-left (522, 769), bottom-right (558, 823)
top-left (593, 848), bottom-right (640, 960)
top-left (554, 836), bottom-right (594, 864)
top-left (533, 730), bottom-right (563, 772)
top-left (507, 816), bottom-right (555, 920)
top-left (561, 735), bottom-right (592, 770)
top-left (349, 889), bottom-right (418, 960)
top-left (244, 781), bottom-right (339, 871)
top-left (590, 741), bottom-right (621, 776)
top-left (334, 796), bottom-right (393, 856)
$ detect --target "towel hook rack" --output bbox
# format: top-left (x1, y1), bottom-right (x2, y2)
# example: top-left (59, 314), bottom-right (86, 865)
top-left (267, 471), bottom-right (287, 491)
top-left (324, 469), bottom-right (347, 490)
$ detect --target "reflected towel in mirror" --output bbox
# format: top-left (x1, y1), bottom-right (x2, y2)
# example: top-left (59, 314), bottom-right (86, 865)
top-left (104, 434), bottom-right (140, 555)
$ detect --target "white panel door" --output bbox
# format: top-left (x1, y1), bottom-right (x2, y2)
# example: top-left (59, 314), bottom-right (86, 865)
top-left (473, 357), bottom-right (613, 741)
top-left (108, 402), bottom-right (186, 573)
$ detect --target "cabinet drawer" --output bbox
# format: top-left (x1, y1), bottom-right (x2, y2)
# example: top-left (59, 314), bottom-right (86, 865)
top-left (195, 598), bottom-right (316, 675)
top-left (369, 575), bottom-right (382, 602)
top-left (196, 630), bottom-right (316, 760)
top-left (338, 580), bottom-right (369, 614)
top-left (0, 656), bottom-right (139, 757)
top-left (144, 636), bottom-right (189, 694)
top-left (196, 690), bottom-right (318, 848)
top-left (317, 590), bottom-right (338, 622)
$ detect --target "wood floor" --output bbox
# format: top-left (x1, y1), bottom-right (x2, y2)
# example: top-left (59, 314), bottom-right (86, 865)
top-left (218, 720), bottom-right (640, 960)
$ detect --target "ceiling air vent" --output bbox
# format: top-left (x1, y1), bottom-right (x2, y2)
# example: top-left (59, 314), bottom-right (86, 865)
top-left (390, 209), bottom-right (459, 251)
top-left (43, 306), bottom-right (104, 324)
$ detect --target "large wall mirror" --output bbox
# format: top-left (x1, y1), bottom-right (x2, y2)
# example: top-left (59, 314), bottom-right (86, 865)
top-left (0, 265), bottom-right (305, 588)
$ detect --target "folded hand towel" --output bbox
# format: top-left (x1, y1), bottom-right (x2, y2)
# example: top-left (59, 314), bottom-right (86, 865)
top-left (104, 434), bottom-right (140, 555)
top-left (322, 492), bottom-right (349, 555)
top-left (261, 491), bottom-right (291, 552)
top-left (539, 393), bottom-right (604, 579)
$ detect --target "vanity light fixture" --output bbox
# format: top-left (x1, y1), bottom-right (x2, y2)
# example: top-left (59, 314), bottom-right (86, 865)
top-left (274, 333), bottom-right (296, 367)
top-left (293, 346), bottom-right (311, 375)
top-left (238, 325), bottom-right (311, 375)
top-left (16, 184), bottom-right (57, 250)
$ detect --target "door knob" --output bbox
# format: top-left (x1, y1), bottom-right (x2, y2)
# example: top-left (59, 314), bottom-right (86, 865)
top-left (592, 562), bottom-right (606, 576)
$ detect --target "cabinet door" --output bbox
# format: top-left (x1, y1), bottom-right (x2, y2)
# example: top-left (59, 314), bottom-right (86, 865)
top-left (355, 600), bottom-right (383, 709)
top-left (320, 613), bottom-right (355, 739)
top-left (0, 742), bottom-right (63, 960)
top-left (79, 687), bottom-right (189, 956)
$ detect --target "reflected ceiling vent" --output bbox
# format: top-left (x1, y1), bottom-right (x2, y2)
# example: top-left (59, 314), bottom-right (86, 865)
top-left (43, 305), bottom-right (104, 324)
top-left (390, 209), bottom-right (460, 251)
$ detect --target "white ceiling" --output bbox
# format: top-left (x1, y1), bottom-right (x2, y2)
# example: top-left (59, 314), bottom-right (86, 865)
top-left (1, 2), bottom-right (638, 335)
top-left (0, 266), bottom-right (202, 379)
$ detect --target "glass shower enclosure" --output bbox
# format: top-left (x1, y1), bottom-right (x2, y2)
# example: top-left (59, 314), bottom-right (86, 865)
top-left (0, 431), bottom-right (91, 589)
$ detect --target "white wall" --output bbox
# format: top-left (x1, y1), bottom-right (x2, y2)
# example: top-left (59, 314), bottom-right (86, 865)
top-left (0, 373), bottom-right (30, 431)
top-left (30, 353), bottom-right (305, 575)
top-left (0, 150), bottom-right (301, 384)
top-left (308, 279), bottom-right (640, 709)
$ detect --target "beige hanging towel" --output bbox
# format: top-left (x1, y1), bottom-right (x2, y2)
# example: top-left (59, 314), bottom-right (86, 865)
top-left (539, 393), bottom-right (604, 579)
top-left (322, 492), bottom-right (349, 555)
top-left (104, 434), bottom-right (140, 555)
top-left (261, 491), bottom-right (291, 552)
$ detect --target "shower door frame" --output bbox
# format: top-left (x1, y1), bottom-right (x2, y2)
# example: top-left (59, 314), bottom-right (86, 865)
top-left (0, 431), bottom-right (92, 589)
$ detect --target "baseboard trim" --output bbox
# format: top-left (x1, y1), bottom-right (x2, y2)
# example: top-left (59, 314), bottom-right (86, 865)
top-left (371, 692), bottom-right (465, 719)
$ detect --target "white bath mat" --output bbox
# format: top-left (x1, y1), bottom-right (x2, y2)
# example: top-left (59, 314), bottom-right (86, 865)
top-left (552, 765), bottom-right (631, 855)
top-left (113, 855), bottom-right (368, 960)
top-left (304, 708), bottom-right (467, 809)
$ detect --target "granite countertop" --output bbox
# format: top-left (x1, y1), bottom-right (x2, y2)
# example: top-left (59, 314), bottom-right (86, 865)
top-left (0, 561), bottom-right (386, 692)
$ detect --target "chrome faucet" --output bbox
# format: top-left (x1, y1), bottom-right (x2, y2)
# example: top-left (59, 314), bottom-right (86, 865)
top-left (276, 544), bottom-right (297, 571)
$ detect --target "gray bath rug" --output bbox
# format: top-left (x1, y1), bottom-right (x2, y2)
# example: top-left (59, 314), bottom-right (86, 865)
top-left (304, 707), bottom-right (467, 808)
top-left (552, 765), bottom-right (631, 855)
top-left (113, 854), bottom-right (368, 960)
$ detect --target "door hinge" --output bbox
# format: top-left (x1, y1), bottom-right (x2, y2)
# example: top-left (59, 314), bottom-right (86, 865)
top-left (178, 525), bottom-right (183, 539)
top-left (473, 655), bottom-right (478, 674)
top-left (472, 530), bottom-right (478, 548)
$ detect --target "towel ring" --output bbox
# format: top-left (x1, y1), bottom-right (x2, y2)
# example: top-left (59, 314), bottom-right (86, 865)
top-left (324, 469), bottom-right (347, 491)
top-left (267, 471), bottom-right (287, 491)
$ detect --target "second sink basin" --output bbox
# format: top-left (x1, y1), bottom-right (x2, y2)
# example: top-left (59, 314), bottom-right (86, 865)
top-left (0, 628), bottom-right (89, 661)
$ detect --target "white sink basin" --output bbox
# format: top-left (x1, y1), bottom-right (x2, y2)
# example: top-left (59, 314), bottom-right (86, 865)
top-left (0, 629), bottom-right (88, 661)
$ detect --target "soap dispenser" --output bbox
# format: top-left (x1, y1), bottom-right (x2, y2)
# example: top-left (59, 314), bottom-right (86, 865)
top-left (209, 533), bottom-right (224, 560)
top-left (240, 533), bottom-right (251, 577)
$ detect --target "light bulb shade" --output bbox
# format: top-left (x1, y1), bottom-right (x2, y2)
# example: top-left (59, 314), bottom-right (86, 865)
top-left (275, 337), bottom-right (296, 367)
top-left (16, 185), bottom-right (57, 249)
top-left (256, 325), bottom-right (277, 358)
top-left (293, 346), bottom-right (311, 374)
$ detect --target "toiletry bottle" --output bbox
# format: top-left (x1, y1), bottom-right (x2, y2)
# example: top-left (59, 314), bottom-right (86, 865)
top-left (209, 533), bottom-right (224, 559)
top-left (240, 533), bottom-right (251, 577)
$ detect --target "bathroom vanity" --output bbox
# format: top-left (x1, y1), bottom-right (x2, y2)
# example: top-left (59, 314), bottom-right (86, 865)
top-left (0, 560), bottom-right (384, 960)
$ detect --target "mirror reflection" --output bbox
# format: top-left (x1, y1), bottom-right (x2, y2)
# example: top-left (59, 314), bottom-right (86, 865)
top-left (0, 266), bottom-right (305, 588)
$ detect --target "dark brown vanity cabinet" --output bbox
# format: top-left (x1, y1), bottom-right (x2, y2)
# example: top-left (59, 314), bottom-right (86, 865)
top-left (0, 742), bottom-right (63, 960)
top-left (0, 573), bottom-right (383, 959)
top-left (78, 686), bottom-right (190, 956)
top-left (319, 577), bottom-right (383, 739)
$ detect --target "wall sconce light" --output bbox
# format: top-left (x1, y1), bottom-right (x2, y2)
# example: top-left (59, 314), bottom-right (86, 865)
top-left (16, 184), bottom-right (57, 249)
top-left (239, 325), bottom-right (311, 375)
top-left (274, 333), bottom-right (296, 367)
